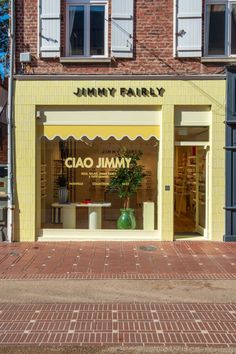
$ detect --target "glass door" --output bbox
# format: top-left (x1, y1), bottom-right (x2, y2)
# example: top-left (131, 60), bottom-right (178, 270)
top-left (174, 145), bottom-right (209, 238)
top-left (174, 125), bottom-right (209, 238)
top-left (195, 146), bottom-right (209, 237)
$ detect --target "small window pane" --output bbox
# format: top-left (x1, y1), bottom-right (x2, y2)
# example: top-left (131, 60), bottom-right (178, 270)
top-left (231, 5), bottom-right (236, 54)
top-left (69, 6), bottom-right (84, 56)
top-left (175, 127), bottom-right (209, 142)
top-left (90, 6), bottom-right (105, 55)
top-left (207, 4), bottom-right (226, 55)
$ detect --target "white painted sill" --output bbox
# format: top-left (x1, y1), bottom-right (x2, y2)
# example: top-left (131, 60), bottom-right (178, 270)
top-left (201, 57), bottom-right (236, 63)
top-left (60, 57), bottom-right (112, 63)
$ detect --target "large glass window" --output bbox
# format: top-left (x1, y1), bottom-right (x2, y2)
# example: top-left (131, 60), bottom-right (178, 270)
top-left (206, 1), bottom-right (236, 56)
top-left (68, 1), bottom-right (107, 57)
top-left (40, 137), bottom-right (159, 231)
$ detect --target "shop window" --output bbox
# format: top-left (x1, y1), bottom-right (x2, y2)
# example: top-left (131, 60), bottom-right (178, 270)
top-left (0, 165), bottom-right (7, 195)
top-left (0, 123), bottom-right (7, 151)
top-left (40, 137), bottom-right (159, 231)
top-left (67, 1), bottom-right (108, 57)
top-left (205, 1), bottom-right (236, 56)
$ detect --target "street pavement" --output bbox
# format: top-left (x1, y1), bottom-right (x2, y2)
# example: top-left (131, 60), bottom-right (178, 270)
top-left (0, 241), bottom-right (235, 352)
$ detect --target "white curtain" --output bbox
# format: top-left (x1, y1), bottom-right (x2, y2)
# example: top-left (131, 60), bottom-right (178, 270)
top-left (69, 7), bottom-right (76, 54)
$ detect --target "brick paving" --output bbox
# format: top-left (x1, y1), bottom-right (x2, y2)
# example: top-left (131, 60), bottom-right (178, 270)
top-left (0, 241), bottom-right (236, 349)
top-left (0, 241), bottom-right (235, 280)
top-left (0, 303), bottom-right (235, 347)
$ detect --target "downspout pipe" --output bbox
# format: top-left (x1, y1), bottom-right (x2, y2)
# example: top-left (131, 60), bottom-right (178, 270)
top-left (7, 0), bottom-right (15, 242)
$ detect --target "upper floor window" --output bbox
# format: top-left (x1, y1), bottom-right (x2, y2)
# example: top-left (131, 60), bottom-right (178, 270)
top-left (205, 1), bottom-right (236, 56)
top-left (39, 0), bottom-right (134, 59)
top-left (66, 1), bottom-right (108, 57)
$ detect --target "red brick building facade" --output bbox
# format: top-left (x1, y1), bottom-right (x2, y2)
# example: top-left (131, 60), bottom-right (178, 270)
top-left (15, 0), bottom-right (227, 76)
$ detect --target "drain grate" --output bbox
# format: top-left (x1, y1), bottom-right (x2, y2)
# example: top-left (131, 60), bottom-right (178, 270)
top-left (9, 251), bottom-right (21, 257)
top-left (138, 245), bottom-right (157, 252)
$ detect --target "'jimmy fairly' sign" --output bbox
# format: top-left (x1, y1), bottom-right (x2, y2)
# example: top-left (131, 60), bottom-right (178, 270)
top-left (73, 87), bottom-right (165, 98)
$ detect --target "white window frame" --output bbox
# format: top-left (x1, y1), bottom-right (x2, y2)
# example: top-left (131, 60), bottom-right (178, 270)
top-left (205, 0), bottom-right (236, 57)
top-left (66, 0), bottom-right (108, 58)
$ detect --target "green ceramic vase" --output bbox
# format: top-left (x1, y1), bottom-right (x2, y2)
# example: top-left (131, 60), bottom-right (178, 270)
top-left (117, 208), bottom-right (136, 230)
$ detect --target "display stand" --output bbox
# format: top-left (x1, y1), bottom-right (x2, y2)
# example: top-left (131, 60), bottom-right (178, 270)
top-left (143, 202), bottom-right (154, 231)
top-left (174, 155), bottom-right (196, 217)
top-left (40, 164), bottom-right (47, 199)
top-left (51, 202), bottom-right (111, 229)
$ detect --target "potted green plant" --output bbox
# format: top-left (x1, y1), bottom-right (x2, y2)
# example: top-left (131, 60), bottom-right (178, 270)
top-left (108, 150), bottom-right (145, 229)
top-left (57, 175), bottom-right (69, 204)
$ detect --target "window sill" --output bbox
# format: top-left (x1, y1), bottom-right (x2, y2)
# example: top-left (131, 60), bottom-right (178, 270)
top-left (60, 57), bottom-right (112, 64)
top-left (201, 57), bottom-right (236, 63)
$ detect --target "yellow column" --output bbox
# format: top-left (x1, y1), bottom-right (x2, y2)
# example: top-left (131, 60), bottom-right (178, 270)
top-left (14, 103), bottom-right (36, 241)
top-left (209, 104), bottom-right (225, 241)
top-left (158, 105), bottom-right (174, 241)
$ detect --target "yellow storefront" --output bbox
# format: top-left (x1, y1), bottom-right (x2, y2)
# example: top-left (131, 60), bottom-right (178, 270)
top-left (14, 78), bottom-right (225, 242)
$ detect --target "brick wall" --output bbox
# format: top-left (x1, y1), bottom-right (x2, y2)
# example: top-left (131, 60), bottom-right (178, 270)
top-left (15, 0), bottom-right (224, 76)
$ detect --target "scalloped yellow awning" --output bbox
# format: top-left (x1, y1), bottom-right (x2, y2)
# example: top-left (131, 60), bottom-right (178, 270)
top-left (38, 125), bottom-right (160, 140)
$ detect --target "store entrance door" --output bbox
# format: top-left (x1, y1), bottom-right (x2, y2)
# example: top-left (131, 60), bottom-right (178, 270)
top-left (174, 146), bottom-right (209, 238)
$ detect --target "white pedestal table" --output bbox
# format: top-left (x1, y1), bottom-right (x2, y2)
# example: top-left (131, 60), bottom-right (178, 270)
top-left (77, 203), bottom-right (111, 229)
top-left (51, 202), bottom-right (111, 229)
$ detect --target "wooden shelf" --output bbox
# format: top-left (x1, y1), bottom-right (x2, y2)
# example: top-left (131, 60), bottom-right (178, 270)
top-left (41, 164), bottom-right (47, 199)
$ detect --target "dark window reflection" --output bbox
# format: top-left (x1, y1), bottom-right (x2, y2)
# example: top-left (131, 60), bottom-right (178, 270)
top-left (208, 4), bottom-right (226, 55)
top-left (231, 5), bottom-right (236, 54)
top-left (90, 6), bottom-right (105, 55)
top-left (234, 78), bottom-right (236, 114)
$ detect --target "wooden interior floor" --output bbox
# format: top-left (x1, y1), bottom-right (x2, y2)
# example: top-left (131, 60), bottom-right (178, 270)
top-left (174, 213), bottom-right (196, 234)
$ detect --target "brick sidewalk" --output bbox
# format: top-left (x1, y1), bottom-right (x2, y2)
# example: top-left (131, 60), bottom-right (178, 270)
top-left (0, 241), bottom-right (236, 349)
top-left (0, 241), bottom-right (235, 280)
top-left (0, 303), bottom-right (235, 348)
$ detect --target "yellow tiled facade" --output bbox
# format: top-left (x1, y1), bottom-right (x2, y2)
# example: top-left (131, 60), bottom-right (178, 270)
top-left (14, 79), bottom-right (225, 241)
